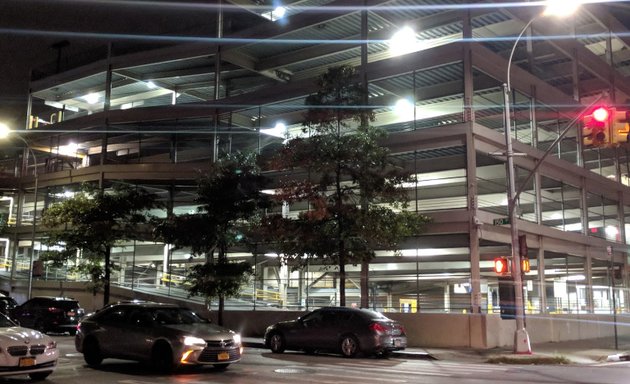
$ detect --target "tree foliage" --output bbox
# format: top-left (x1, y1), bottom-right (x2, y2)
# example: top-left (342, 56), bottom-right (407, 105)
top-left (40, 183), bottom-right (158, 301)
top-left (263, 65), bottom-right (431, 307)
top-left (153, 152), bottom-right (270, 324)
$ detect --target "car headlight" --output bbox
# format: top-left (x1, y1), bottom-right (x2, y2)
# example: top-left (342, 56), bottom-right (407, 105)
top-left (183, 336), bottom-right (206, 347)
top-left (233, 333), bottom-right (241, 345)
top-left (46, 341), bottom-right (57, 350)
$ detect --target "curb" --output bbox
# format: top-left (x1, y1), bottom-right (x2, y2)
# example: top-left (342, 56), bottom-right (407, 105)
top-left (606, 353), bottom-right (630, 362)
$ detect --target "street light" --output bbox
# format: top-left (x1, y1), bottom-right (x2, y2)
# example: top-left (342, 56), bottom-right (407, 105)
top-left (502, 1), bottom-right (581, 354)
top-left (0, 123), bottom-right (39, 300)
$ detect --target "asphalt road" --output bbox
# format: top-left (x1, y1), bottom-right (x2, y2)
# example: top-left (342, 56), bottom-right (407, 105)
top-left (5, 335), bottom-right (627, 384)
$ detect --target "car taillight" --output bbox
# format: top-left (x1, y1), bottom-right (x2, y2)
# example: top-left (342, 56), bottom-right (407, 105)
top-left (398, 324), bottom-right (406, 335)
top-left (67, 310), bottom-right (76, 316)
top-left (369, 322), bottom-right (388, 333)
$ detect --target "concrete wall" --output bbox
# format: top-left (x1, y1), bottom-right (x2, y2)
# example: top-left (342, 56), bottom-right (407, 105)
top-left (6, 280), bottom-right (630, 349)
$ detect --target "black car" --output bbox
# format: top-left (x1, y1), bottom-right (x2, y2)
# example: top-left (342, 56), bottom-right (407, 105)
top-left (75, 302), bottom-right (242, 372)
top-left (264, 307), bottom-right (407, 358)
top-left (10, 296), bottom-right (84, 335)
top-left (0, 296), bottom-right (17, 316)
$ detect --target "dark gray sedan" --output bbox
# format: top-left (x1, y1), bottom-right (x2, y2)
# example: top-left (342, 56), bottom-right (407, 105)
top-left (75, 301), bottom-right (241, 372)
top-left (264, 307), bottom-right (407, 357)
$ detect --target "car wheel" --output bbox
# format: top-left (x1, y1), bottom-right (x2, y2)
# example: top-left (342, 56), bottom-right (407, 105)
top-left (269, 332), bottom-right (286, 354)
top-left (28, 370), bottom-right (53, 381)
top-left (68, 328), bottom-right (77, 336)
top-left (83, 338), bottom-right (103, 366)
top-left (339, 335), bottom-right (359, 358)
top-left (151, 343), bottom-right (174, 373)
top-left (303, 348), bottom-right (316, 355)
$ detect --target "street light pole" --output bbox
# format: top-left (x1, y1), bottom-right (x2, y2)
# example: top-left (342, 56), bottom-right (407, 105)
top-left (502, 13), bottom-right (538, 355)
top-left (0, 125), bottom-right (39, 300)
top-left (13, 135), bottom-right (39, 300)
top-left (502, 1), bottom-right (582, 354)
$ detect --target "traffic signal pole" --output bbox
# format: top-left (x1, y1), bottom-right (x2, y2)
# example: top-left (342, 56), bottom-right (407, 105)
top-left (502, 84), bottom-right (530, 354)
top-left (502, 86), bottom-right (606, 354)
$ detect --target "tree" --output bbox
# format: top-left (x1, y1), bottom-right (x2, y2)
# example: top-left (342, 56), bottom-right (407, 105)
top-left (40, 183), bottom-right (159, 305)
top-left (263, 66), bottom-right (431, 307)
top-left (153, 152), bottom-right (270, 325)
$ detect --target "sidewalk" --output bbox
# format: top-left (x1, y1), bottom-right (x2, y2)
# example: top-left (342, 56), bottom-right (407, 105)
top-left (400, 337), bottom-right (630, 365)
top-left (244, 337), bottom-right (630, 365)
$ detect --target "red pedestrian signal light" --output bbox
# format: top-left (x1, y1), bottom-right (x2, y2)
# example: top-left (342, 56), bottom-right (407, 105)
top-left (493, 257), bottom-right (510, 275)
top-left (583, 106), bottom-right (612, 147)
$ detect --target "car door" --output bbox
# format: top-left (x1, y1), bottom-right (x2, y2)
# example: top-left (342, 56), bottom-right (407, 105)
top-left (122, 308), bottom-right (155, 360)
top-left (11, 299), bottom-right (39, 328)
top-left (92, 307), bottom-right (131, 358)
top-left (290, 310), bottom-right (338, 351)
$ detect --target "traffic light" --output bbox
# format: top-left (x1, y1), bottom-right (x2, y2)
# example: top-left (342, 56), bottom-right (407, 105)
top-left (521, 258), bottom-right (530, 274)
top-left (583, 106), bottom-right (612, 147)
top-left (493, 257), bottom-right (510, 275)
top-left (611, 109), bottom-right (630, 145)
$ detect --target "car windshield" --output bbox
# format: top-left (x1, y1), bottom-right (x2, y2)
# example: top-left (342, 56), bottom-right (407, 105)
top-left (151, 308), bottom-right (206, 325)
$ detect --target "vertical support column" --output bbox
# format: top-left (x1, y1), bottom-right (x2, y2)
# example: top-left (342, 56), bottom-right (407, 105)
top-left (212, 0), bottom-right (223, 163)
top-left (463, 8), bottom-right (481, 315)
top-left (462, 9), bottom-right (474, 124)
top-left (101, 43), bottom-right (113, 166)
top-left (529, 86), bottom-right (538, 148)
top-left (359, 0), bottom-right (370, 309)
top-left (534, 172), bottom-right (543, 224)
top-left (585, 251), bottom-right (594, 313)
top-left (605, 28), bottom-right (616, 103)
top-left (580, 177), bottom-right (589, 235)
top-left (618, 191), bottom-right (626, 244)
top-left (570, 21), bottom-right (585, 168)
top-left (536, 237), bottom-right (546, 313)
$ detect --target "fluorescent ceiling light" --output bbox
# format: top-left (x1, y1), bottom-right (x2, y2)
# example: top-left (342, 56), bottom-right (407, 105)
top-left (261, 122), bottom-right (287, 138)
top-left (58, 143), bottom-right (80, 156)
top-left (262, 6), bottom-right (287, 21)
top-left (390, 26), bottom-right (420, 56)
top-left (82, 93), bottom-right (100, 104)
top-left (394, 98), bottom-right (414, 120)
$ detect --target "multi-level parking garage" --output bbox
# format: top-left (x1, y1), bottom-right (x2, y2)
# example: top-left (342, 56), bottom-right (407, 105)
top-left (0, 1), bottom-right (629, 326)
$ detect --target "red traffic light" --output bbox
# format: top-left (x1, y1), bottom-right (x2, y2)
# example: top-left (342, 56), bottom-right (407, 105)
top-left (493, 257), bottom-right (509, 275)
top-left (592, 107), bottom-right (610, 123)
top-left (583, 107), bottom-right (613, 147)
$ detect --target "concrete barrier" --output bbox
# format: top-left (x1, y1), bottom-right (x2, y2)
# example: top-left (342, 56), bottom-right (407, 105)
top-left (7, 279), bottom-right (629, 349)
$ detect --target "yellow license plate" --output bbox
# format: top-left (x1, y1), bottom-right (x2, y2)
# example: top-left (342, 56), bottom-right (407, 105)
top-left (217, 352), bottom-right (230, 361)
top-left (19, 357), bottom-right (36, 367)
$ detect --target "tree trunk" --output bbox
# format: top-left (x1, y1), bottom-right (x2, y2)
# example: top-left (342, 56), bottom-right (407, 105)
top-left (218, 296), bottom-right (225, 326)
top-left (339, 261), bottom-right (346, 307)
top-left (360, 259), bottom-right (369, 308)
top-left (103, 247), bottom-right (111, 306)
